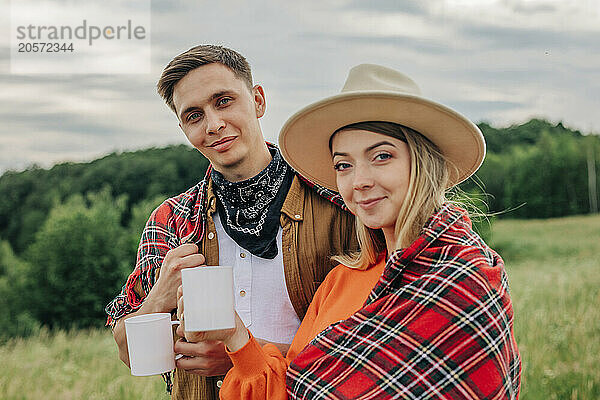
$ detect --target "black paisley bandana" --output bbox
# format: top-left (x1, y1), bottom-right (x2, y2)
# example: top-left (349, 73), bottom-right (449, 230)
top-left (211, 147), bottom-right (294, 259)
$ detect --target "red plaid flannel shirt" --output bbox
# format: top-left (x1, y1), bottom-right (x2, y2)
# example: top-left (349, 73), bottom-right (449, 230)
top-left (104, 166), bottom-right (210, 326)
top-left (286, 203), bottom-right (521, 399)
top-left (105, 143), bottom-right (346, 326)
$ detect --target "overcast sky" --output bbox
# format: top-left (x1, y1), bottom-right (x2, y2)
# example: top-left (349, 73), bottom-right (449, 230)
top-left (1, 0), bottom-right (599, 173)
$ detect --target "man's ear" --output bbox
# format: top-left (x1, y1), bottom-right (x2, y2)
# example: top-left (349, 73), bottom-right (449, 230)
top-left (252, 85), bottom-right (266, 118)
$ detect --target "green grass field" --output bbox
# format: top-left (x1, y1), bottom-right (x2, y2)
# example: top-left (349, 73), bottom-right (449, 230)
top-left (490, 214), bottom-right (600, 399)
top-left (1, 215), bottom-right (598, 399)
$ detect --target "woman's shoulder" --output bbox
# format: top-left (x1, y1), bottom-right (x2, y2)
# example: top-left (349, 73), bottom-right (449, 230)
top-left (415, 241), bottom-right (507, 295)
top-left (319, 264), bottom-right (354, 289)
top-left (323, 255), bottom-right (387, 287)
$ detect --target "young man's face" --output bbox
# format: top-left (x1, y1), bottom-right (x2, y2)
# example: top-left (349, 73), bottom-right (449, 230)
top-left (173, 63), bottom-right (266, 177)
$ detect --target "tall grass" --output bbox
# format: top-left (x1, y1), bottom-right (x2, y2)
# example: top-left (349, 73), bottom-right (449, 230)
top-left (491, 214), bottom-right (600, 399)
top-left (0, 214), bottom-right (598, 399)
top-left (0, 328), bottom-right (165, 399)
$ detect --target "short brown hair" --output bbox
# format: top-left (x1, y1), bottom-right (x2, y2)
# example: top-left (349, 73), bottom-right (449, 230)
top-left (157, 45), bottom-right (253, 113)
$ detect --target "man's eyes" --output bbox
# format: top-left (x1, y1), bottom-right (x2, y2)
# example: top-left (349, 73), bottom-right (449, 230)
top-left (217, 97), bottom-right (232, 107)
top-left (187, 112), bottom-right (202, 122)
top-left (185, 97), bottom-right (232, 122)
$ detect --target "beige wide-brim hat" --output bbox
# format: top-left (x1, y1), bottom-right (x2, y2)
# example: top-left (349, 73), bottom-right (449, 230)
top-left (279, 64), bottom-right (485, 191)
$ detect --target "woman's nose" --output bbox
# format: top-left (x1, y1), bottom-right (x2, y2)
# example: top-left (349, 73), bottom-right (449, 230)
top-left (352, 167), bottom-right (374, 190)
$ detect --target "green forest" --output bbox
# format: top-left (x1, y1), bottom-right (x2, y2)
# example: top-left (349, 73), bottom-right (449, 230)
top-left (0, 118), bottom-right (599, 340)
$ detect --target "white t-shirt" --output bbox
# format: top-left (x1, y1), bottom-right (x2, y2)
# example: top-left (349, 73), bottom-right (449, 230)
top-left (213, 210), bottom-right (301, 344)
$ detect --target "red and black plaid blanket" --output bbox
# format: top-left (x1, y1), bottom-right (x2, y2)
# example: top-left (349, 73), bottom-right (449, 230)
top-left (287, 203), bottom-right (521, 399)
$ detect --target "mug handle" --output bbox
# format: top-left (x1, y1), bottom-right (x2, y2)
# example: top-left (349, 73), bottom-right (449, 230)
top-left (171, 320), bottom-right (184, 360)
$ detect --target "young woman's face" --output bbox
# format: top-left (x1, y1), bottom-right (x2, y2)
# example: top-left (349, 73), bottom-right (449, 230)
top-left (331, 129), bottom-right (411, 236)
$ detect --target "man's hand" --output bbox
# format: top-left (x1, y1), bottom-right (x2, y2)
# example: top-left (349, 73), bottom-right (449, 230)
top-left (145, 243), bottom-right (206, 312)
top-left (112, 243), bottom-right (205, 368)
top-left (173, 303), bottom-right (242, 377)
top-left (174, 340), bottom-right (233, 376)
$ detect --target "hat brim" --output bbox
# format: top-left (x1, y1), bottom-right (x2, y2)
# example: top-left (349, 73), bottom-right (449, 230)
top-left (279, 91), bottom-right (485, 191)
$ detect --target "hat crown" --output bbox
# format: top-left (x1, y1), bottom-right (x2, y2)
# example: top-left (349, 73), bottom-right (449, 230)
top-left (341, 64), bottom-right (422, 96)
top-left (280, 63), bottom-right (485, 191)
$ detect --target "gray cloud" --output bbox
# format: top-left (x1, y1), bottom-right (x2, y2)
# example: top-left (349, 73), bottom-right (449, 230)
top-left (2, 0), bottom-right (600, 174)
top-left (0, 112), bottom-right (114, 136)
top-left (342, 0), bottom-right (431, 15)
top-left (458, 23), bottom-right (600, 50)
top-left (503, 0), bottom-right (559, 15)
top-left (300, 32), bottom-right (459, 56)
top-left (151, 0), bottom-right (182, 13)
top-left (450, 99), bottom-right (526, 119)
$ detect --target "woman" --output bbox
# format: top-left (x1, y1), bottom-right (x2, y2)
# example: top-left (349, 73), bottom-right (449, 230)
top-left (176, 64), bottom-right (521, 399)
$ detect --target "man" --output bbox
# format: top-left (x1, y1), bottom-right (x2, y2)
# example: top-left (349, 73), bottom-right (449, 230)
top-left (105, 45), bottom-right (357, 399)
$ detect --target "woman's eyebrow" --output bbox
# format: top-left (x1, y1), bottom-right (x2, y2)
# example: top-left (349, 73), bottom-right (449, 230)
top-left (332, 141), bottom-right (396, 159)
top-left (365, 141), bottom-right (396, 152)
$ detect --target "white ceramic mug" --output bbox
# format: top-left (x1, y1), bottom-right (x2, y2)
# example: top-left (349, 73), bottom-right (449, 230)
top-left (124, 312), bottom-right (180, 376)
top-left (181, 265), bottom-right (235, 332)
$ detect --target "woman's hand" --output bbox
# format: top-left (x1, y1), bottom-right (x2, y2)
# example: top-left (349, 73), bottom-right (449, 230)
top-left (176, 285), bottom-right (250, 351)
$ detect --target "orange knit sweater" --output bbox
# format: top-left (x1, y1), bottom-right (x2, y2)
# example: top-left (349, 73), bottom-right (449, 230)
top-left (220, 257), bottom-right (386, 399)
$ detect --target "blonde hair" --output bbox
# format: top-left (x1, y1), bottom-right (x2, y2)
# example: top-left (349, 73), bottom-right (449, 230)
top-left (332, 123), bottom-right (453, 270)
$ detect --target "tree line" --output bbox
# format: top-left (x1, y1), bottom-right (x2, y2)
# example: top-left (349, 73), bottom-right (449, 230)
top-left (465, 119), bottom-right (599, 218)
top-left (0, 119), bottom-right (598, 341)
top-left (0, 145), bottom-right (208, 341)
